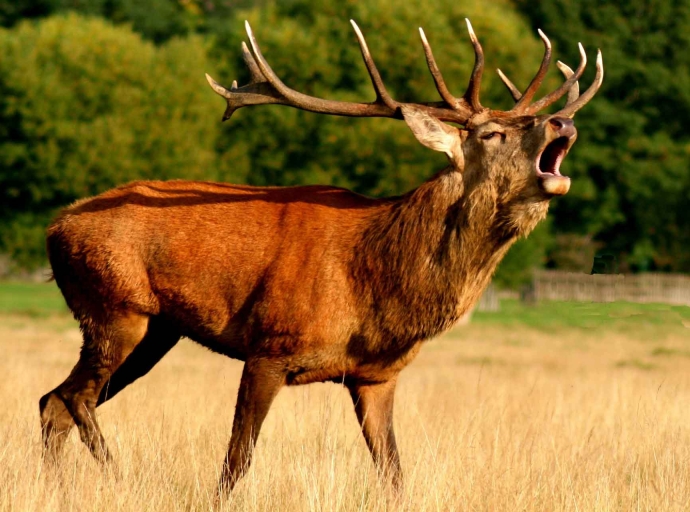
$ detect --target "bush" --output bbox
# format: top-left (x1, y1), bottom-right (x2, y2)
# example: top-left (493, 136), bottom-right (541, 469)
top-left (0, 14), bottom-right (222, 267)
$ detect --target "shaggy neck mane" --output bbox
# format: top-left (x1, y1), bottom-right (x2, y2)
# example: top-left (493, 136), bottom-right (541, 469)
top-left (351, 168), bottom-right (545, 353)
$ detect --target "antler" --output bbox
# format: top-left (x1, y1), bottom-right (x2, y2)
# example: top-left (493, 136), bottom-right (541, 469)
top-left (556, 61), bottom-right (581, 106)
top-left (207, 20), bottom-right (603, 125)
top-left (206, 20), bottom-right (486, 125)
top-left (497, 33), bottom-right (604, 118)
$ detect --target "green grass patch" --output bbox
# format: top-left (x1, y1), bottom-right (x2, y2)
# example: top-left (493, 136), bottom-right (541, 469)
top-left (0, 281), bottom-right (68, 316)
top-left (473, 299), bottom-right (690, 332)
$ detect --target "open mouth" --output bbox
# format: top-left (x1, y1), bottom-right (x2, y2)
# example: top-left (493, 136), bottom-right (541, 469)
top-left (537, 136), bottom-right (570, 177)
top-left (536, 136), bottom-right (572, 196)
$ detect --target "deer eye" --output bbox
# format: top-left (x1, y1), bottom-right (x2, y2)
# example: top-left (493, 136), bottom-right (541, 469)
top-left (480, 132), bottom-right (505, 141)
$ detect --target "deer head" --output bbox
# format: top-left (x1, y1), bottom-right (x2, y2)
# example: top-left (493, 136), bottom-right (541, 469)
top-left (206, 20), bottom-right (603, 226)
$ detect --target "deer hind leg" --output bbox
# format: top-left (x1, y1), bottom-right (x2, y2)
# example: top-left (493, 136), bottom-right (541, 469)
top-left (97, 316), bottom-right (180, 406)
top-left (40, 311), bottom-right (149, 465)
top-left (348, 377), bottom-right (403, 493)
top-left (38, 389), bottom-right (73, 466)
top-left (218, 357), bottom-right (286, 495)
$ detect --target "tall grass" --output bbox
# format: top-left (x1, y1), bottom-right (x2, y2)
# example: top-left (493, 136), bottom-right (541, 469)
top-left (2, 292), bottom-right (690, 510)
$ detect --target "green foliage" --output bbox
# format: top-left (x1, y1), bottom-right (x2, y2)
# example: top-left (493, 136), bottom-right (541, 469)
top-left (0, 14), bottom-right (221, 267)
top-left (1, 0), bottom-right (196, 42)
top-left (0, 0), bottom-right (260, 43)
top-left (517, 0), bottom-right (690, 272)
top-left (0, 0), bottom-right (52, 28)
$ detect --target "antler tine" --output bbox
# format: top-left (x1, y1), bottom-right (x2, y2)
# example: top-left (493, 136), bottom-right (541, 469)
top-left (205, 71), bottom-right (289, 121)
top-left (206, 73), bottom-right (232, 98)
top-left (419, 27), bottom-right (460, 109)
top-left (514, 29), bottom-right (552, 111)
top-left (350, 20), bottom-right (398, 110)
top-left (556, 50), bottom-right (604, 118)
top-left (556, 61), bottom-right (580, 106)
top-left (525, 42), bottom-right (587, 115)
top-left (463, 19), bottom-right (485, 111)
top-left (241, 41), bottom-right (265, 83)
top-left (497, 69), bottom-right (522, 102)
top-left (206, 43), bottom-right (260, 97)
top-left (244, 21), bottom-right (309, 106)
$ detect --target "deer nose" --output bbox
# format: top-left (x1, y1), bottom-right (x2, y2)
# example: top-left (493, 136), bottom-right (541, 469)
top-left (548, 117), bottom-right (576, 138)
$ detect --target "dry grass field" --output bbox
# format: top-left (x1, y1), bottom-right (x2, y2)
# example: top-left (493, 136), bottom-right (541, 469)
top-left (2, 283), bottom-right (690, 511)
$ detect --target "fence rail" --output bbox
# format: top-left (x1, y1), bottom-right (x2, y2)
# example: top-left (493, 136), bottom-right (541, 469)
top-left (533, 270), bottom-right (690, 306)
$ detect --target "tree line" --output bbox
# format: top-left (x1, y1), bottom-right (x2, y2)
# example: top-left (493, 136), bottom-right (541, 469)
top-left (0, 0), bottom-right (688, 286)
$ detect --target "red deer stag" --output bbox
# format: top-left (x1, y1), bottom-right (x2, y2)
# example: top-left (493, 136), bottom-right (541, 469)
top-left (40, 19), bottom-right (603, 494)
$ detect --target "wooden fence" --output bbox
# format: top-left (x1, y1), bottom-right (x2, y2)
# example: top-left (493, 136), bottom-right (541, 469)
top-left (476, 283), bottom-right (500, 312)
top-left (532, 270), bottom-right (690, 306)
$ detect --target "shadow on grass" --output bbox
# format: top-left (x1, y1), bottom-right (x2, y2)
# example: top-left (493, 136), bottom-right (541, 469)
top-left (615, 359), bottom-right (656, 371)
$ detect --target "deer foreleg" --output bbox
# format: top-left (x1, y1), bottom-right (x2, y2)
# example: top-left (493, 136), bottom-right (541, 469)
top-left (218, 357), bottom-right (286, 494)
top-left (348, 377), bottom-right (402, 493)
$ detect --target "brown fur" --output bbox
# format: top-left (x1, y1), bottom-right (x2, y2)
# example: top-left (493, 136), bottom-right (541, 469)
top-left (39, 112), bottom-right (577, 494)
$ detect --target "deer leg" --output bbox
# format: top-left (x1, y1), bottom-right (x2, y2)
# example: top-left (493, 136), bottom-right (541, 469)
top-left (38, 390), bottom-right (73, 466)
top-left (348, 377), bottom-right (403, 493)
top-left (218, 357), bottom-right (286, 494)
top-left (40, 312), bottom-right (149, 465)
top-left (97, 316), bottom-right (180, 405)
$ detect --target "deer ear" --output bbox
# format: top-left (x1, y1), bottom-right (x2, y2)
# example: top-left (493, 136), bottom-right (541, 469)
top-left (401, 105), bottom-right (464, 168)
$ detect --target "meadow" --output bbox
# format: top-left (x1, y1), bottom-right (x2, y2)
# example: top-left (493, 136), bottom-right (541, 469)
top-left (2, 282), bottom-right (690, 511)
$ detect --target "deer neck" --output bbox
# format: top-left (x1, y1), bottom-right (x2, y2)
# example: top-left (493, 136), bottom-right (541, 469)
top-left (352, 167), bottom-right (547, 344)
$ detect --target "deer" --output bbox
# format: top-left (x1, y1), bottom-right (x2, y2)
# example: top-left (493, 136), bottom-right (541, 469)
top-left (39, 18), bottom-right (603, 496)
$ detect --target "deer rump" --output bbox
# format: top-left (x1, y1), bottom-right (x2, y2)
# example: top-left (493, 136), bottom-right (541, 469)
top-left (39, 17), bottom-right (603, 497)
